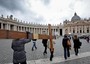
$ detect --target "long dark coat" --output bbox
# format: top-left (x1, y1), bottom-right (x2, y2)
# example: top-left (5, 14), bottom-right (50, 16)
top-left (11, 38), bottom-right (31, 63)
top-left (73, 39), bottom-right (80, 48)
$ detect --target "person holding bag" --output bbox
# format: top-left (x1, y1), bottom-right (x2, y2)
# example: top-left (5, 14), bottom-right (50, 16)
top-left (67, 39), bottom-right (71, 50)
top-left (62, 34), bottom-right (71, 60)
top-left (73, 35), bottom-right (81, 56)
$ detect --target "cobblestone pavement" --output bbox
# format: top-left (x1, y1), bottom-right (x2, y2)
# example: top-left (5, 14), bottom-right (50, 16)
top-left (0, 37), bottom-right (90, 64)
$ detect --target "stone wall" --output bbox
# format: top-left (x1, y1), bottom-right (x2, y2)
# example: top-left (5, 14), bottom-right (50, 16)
top-left (0, 29), bottom-right (27, 39)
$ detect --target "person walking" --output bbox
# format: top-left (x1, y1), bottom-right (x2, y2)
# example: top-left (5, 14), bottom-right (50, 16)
top-left (42, 39), bottom-right (48, 55)
top-left (47, 39), bottom-right (55, 61)
top-left (11, 38), bottom-right (31, 64)
top-left (32, 39), bottom-right (37, 51)
top-left (73, 35), bottom-right (81, 56)
top-left (86, 36), bottom-right (89, 43)
top-left (62, 34), bottom-right (71, 60)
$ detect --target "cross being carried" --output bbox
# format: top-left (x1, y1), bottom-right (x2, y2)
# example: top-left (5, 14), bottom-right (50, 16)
top-left (27, 24), bottom-right (54, 61)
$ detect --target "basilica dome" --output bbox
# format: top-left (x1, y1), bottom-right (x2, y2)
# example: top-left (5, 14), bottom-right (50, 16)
top-left (71, 13), bottom-right (81, 21)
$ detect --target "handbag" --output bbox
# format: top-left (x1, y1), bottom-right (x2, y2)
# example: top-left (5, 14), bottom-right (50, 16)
top-left (79, 41), bottom-right (82, 46)
top-left (67, 40), bottom-right (71, 47)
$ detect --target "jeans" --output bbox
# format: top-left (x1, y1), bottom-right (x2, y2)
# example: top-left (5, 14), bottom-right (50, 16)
top-left (32, 42), bottom-right (37, 49)
top-left (64, 47), bottom-right (70, 59)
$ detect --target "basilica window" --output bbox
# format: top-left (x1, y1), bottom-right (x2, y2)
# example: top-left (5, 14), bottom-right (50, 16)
top-left (80, 30), bottom-right (82, 33)
top-left (83, 31), bottom-right (84, 33)
top-left (10, 24), bottom-right (14, 31)
top-left (80, 28), bottom-right (82, 33)
top-left (73, 30), bottom-right (75, 33)
top-left (87, 27), bottom-right (89, 33)
top-left (73, 28), bottom-right (75, 33)
top-left (77, 31), bottom-right (78, 33)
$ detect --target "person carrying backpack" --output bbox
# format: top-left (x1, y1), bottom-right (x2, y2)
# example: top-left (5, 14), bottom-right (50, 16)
top-left (62, 34), bottom-right (71, 60)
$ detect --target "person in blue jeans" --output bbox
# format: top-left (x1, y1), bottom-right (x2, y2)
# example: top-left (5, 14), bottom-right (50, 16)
top-left (62, 35), bottom-right (71, 60)
top-left (32, 39), bottom-right (37, 51)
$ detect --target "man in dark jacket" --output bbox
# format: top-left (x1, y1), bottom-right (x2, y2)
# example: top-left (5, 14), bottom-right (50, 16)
top-left (62, 35), bottom-right (70, 60)
top-left (11, 38), bottom-right (31, 64)
top-left (42, 39), bottom-right (48, 55)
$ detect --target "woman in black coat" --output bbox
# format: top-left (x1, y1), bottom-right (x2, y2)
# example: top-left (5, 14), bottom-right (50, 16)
top-left (73, 35), bottom-right (81, 56)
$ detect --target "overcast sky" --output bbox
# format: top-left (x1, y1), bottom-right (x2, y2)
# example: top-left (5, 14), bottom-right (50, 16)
top-left (0, 0), bottom-right (90, 24)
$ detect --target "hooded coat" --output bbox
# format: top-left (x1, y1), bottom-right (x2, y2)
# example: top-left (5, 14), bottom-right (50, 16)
top-left (11, 38), bottom-right (31, 63)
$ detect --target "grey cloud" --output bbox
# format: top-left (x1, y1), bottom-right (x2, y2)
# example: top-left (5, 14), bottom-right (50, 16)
top-left (41, 0), bottom-right (50, 5)
top-left (0, 0), bottom-right (44, 23)
top-left (0, 0), bottom-right (26, 12)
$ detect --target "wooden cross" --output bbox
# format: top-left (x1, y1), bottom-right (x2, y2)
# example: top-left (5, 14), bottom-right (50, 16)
top-left (27, 24), bottom-right (54, 61)
top-left (48, 24), bottom-right (54, 52)
top-left (27, 24), bottom-right (54, 51)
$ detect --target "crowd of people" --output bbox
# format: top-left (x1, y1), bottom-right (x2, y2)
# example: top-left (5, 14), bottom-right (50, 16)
top-left (11, 33), bottom-right (84, 64)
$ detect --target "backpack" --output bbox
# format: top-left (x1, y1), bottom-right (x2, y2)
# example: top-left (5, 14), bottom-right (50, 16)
top-left (79, 41), bottom-right (82, 46)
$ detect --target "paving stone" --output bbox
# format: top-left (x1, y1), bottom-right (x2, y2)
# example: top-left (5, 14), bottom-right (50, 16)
top-left (0, 37), bottom-right (90, 64)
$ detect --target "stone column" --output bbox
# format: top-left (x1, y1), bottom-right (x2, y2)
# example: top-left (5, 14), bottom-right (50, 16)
top-left (68, 27), bottom-right (70, 34)
top-left (20, 26), bottom-right (22, 32)
top-left (71, 26), bottom-right (73, 33)
top-left (40, 28), bottom-right (42, 34)
top-left (38, 28), bottom-right (40, 34)
top-left (34, 28), bottom-right (35, 34)
top-left (14, 25), bottom-right (17, 31)
top-left (84, 26), bottom-right (87, 34)
top-left (6, 24), bottom-right (8, 30)
top-left (75, 26), bottom-right (77, 34)
top-left (29, 27), bottom-right (30, 32)
top-left (8, 24), bottom-right (10, 30)
top-left (17, 26), bottom-right (19, 31)
top-left (41, 28), bottom-right (42, 34)
top-left (81, 26), bottom-right (83, 34)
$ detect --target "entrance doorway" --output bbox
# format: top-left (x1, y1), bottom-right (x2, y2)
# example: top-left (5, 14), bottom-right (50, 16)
top-left (60, 29), bottom-right (62, 36)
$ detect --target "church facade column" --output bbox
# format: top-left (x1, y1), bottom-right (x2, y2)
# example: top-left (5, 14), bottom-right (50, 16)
top-left (1, 23), bottom-right (3, 29)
